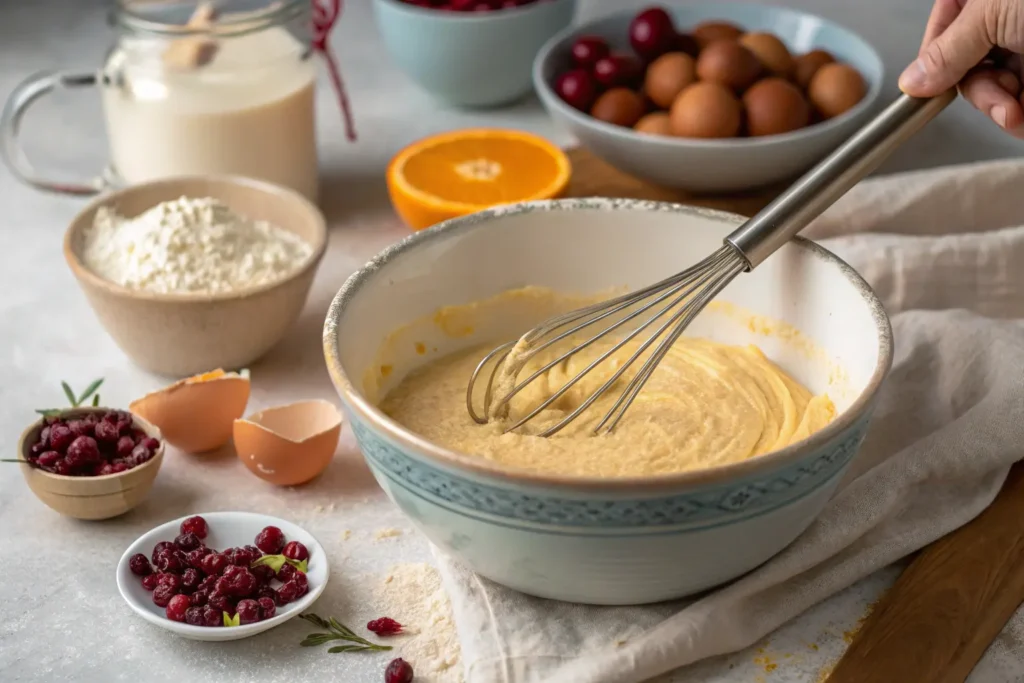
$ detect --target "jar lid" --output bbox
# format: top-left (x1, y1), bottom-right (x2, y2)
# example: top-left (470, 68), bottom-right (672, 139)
top-left (113, 0), bottom-right (307, 37)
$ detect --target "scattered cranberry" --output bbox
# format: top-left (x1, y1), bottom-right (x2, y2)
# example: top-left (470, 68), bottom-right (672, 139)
top-left (185, 606), bottom-right (205, 626)
top-left (166, 594), bottom-right (191, 622)
top-left (282, 541), bottom-right (309, 562)
top-left (152, 585), bottom-right (176, 608)
top-left (593, 53), bottom-right (642, 88)
top-left (257, 597), bottom-right (276, 620)
top-left (200, 553), bottom-right (229, 577)
top-left (385, 658), bottom-right (415, 683)
top-left (236, 599), bottom-right (261, 624)
top-left (254, 526), bottom-right (286, 555)
top-left (141, 574), bottom-right (161, 591)
top-left (554, 69), bottom-right (598, 111)
top-left (180, 515), bottom-right (209, 539)
top-left (175, 532), bottom-right (202, 551)
top-left (570, 35), bottom-right (610, 68)
top-left (129, 553), bottom-right (153, 576)
top-left (367, 617), bottom-right (404, 636)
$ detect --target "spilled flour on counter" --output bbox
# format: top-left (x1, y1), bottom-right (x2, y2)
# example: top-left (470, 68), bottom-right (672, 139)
top-left (374, 563), bottom-right (464, 683)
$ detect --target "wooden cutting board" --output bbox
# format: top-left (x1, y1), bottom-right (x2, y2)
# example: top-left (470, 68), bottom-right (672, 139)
top-left (563, 146), bottom-right (1024, 682)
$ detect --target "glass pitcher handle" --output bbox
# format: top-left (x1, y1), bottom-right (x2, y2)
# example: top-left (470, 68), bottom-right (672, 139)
top-left (0, 70), bottom-right (109, 196)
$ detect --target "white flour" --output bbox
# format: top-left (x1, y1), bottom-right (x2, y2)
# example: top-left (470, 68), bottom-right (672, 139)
top-left (374, 563), bottom-right (464, 683)
top-left (82, 196), bottom-right (312, 294)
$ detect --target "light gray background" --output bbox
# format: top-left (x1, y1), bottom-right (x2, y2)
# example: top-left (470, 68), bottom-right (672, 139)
top-left (1, 1), bottom-right (1021, 682)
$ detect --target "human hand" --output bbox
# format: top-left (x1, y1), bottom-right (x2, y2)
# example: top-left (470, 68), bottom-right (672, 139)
top-left (899, 0), bottom-right (1024, 135)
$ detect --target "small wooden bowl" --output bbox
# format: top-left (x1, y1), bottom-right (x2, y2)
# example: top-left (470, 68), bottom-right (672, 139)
top-left (64, 176), bottom-right (327, 377)
top-left (17, 408), bottom-right (166, 521)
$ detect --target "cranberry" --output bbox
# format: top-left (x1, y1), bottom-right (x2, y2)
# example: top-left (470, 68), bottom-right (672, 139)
top-left (593, 53), bottom-right (642, 88)
top-left (236, 599), bottom-right (261, 624)
top-left (282, 541), bottom-right (309, 562)
top-left (36, 451), bottom-right (61, 470)
top-left (449, 0), bottom-right (477, 8)
top-left (97, 463), bottom-right (115, 475)
top-left (254, 526), bottom-right (285, 554)
top-left (253, 597), bottom-right (275, 620)
top-left (152, 541), bottom-right (174, 561)
top-left (276, 563), bottom-right (298, 582)
top-left (570, 35), bottom-right (610, 68)
top-left (209, 595), bottom-right (235, 614)
top-left (200, 553), bottom-right (229, 576)
top-left (110, 461), bottom-right (128, 473)
top-left (157, 573), bottom-right (182, 592)
top-left (166, 594), bottom-right (190, 622)
top-left (67, 419), bottom-right (95, 438)
top-left (228, 568), bottom-right (259, 597)
top-left (275, 580), bottom-right (304, 605)
top-left (65, 436), bottom-right (101, 469)
top-left (367, 617), bottom-right (404, 636)
top-left (187, 547), bottom-right (213, 569)
top-left (38, 425), bottom-right (51, 448)
top-left (142, 437), bottom-right (160, 451)
top-left (191, 589), bottom-right (210, 606)
top-left (256, 584), bottom-right (277, 602)
top-left (129, 553), bottom-right (153, 576)
top-left (179, 515), bottom-right (208, 539)
top-left (185, 606), bottom-right (205, 626)
top-left (629, 6), bottom-right (677, 60)
top-left (141, 574), bottom-right (161, 591)
top-left (155, 550), bottom-right (186, 574)
top-left (152, 585), bottom-right (176, 608)
top-left (213, 577), bottom-right (233, 596)
top-left (94, 420), bottom-right (119, 444)
top-left (116, 436), bottom-right (136, 458)
top-left (385, 658), bottom-right (415, 683)
top-left (129, 443), bottom-right (153, 466)
top-left (202, 605), bottom-right (223, 627)
top-left (290, 571), bottom-right (309, 592)
top-left (53, 460), bottom-right (73, 476)
top-left (198, 575), bottom-right (219, 592)
top-left (251, 564), bottom-right (275, 584)
top-left (181, 568), bottom-right (202, 593)
top-left (175, 532), bottom-right (201, 551)
top-left (554, 69), bottom-right (598, 111)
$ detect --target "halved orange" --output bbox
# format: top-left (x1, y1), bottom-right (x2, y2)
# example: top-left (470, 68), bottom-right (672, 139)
top-left (386, 128), bottom-right (572, 231)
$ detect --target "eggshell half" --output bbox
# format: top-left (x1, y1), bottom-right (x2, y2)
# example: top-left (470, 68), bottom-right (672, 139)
top-left (233, 399), bottom-right (342, 487)
top-left (129, 370), bottom-right (250, 454)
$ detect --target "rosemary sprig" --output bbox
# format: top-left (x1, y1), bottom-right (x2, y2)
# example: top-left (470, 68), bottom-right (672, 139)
top-left (298, 613), bottom-right (392, 653)
top-left (36, 378), bottom-right (105, 417)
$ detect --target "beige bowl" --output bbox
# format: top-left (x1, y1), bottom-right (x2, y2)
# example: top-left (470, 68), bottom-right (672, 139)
top-left (17, 408), bottom-right (166, 520)
top-left (64, 176), bottom-right (327, 376)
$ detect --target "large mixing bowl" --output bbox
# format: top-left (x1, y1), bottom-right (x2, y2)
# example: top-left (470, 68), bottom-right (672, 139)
top-left (323, 199), bottom-right (892, 605)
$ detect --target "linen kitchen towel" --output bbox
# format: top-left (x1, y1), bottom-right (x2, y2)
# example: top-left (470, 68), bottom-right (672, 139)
top-left (434, 158), bottom-right (1024, 683)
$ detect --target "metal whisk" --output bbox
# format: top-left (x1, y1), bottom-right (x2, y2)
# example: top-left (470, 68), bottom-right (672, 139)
top-left (466, 90), bottom-right (956, 437)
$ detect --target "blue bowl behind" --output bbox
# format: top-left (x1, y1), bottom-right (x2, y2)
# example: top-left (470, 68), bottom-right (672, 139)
top-left (374, 0), bottom-right (577, 108)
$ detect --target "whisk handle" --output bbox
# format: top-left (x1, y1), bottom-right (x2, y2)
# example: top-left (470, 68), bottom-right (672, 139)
top-left (725, 89), bottom-right (957, 269)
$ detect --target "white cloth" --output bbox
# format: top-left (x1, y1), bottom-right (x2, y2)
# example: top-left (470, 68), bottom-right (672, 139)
top-left (434, 159), bottom-right (1024, 683)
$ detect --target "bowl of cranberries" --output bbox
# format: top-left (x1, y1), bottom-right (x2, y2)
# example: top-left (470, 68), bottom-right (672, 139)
top-left (117, 511), bottom-right (328, 641)
top-left (373, 0), bottom-right (576, 107)
top-left (532, 2), bottom-right (884, 192)
top-left (16, 407), bottom-right (165, 520)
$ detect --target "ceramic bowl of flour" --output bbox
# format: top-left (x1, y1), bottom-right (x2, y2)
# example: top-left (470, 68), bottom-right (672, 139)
top-left (64, 175), bottom-right (327, 377)
top-left (323, 199), bottom-right (893, 606)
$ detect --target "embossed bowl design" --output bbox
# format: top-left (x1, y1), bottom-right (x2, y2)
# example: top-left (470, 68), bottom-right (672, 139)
top-left (323, 199), bottom-right (892, 605)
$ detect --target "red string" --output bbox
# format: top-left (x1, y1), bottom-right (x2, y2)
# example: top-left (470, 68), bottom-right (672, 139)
top-left (311, 0), bottom-right (357, 142)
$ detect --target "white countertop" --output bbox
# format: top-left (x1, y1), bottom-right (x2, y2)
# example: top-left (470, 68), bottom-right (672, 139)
top-left (1, 0), bottom-right (1022, 681)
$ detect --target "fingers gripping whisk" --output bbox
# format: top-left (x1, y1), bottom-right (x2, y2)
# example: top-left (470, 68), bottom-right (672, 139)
top-left (465, 245), bottom-right (748, 437)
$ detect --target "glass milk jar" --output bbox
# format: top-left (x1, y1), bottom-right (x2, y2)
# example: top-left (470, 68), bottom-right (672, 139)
top-left (1, 0), bottom-right (319, 201)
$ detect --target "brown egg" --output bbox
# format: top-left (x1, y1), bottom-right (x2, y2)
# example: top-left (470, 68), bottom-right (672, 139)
top-left (696, 40), bottom-right (762, 92)
top-left (590, 88), bottom-right (646, 127)
top-left (793, 49), bottom-right (836, 89)
top-left (634, 112), bottom-right (673, 136)
top-left (234, 399), bottom-right (342, 486)
top-left (129, 369), bottom-right (250, 454)
top-left (644, 52), bottom-right (697, 109)
top-left (739, 32), bottom-right (794, 77)
top-left (808, 62), bottom-right (866, 119)
top-left (669, 82), bottom-right (742, 138)
top-left (743, 78), bottom-right (810, 136)
top-left (692, 20), bottom-right (743, 48)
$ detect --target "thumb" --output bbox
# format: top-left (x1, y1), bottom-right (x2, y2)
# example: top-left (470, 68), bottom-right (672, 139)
top-left (900, 2), bottom-right (994, 96)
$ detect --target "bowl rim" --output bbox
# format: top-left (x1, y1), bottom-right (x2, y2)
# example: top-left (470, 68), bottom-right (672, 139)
top-left (63, 174), bottom-right (328, 303)
top-left (532, 1), bottom-right (886, 149)
top-left (323, 198), bottom-right (894, 493)
top-left (373, 0), bottom-right (576, 21)
top-left (17, 406), bottom-right (165, 483)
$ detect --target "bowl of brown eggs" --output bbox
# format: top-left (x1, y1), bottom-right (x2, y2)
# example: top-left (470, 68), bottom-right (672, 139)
top-left (533, 2), bottom-right (884, 193)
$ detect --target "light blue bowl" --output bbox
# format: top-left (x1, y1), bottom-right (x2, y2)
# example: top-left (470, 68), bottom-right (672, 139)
top-left (324, 198), bottom-right (893, 605)
top-left (374, 0), bottom-right (577, 107)
top-left (533, 3), bottom-right (885, 192)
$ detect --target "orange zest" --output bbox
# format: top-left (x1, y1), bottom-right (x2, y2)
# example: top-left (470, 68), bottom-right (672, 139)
top-left (386, 128), bottom-right (572, 231)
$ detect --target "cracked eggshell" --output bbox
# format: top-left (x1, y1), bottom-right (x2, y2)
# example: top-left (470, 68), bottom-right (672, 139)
top-left (129, 370), bottom-right (250, 454)
top-left (233, 399), bottom-right (342, 486)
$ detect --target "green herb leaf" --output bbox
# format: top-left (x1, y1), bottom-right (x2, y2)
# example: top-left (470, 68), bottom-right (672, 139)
top-left (0, 459), bottom-right (28, 463)
top-left (300, 634), bottom-right (336, 647)
top-left (297, 613), bottom-right (392, 654)
top-left (77, 378), bottom-right (104, 405)
top-left (327, 645), bottom-right (379, 653)
top-left (295, 558), bottom-right (308, 573)
top-left (299, 613), bottom-right (332, 630)
top-left (223, 612), bottom-right (241, 627)
top-left (35, 409), bottom-right (61, 417)
top-left (92, 394), bottom-right (100, 406)
top-left (61, 381), bottom-right (77, 407)
top-left (251, 554), bottom-right (287, 573)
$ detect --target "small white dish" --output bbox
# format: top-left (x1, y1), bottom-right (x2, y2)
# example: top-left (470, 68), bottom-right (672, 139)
top-left (116, 511), bottom-right (329, 641)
